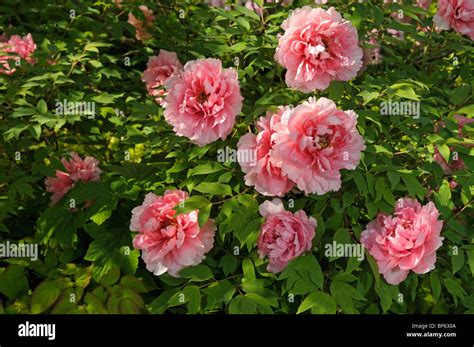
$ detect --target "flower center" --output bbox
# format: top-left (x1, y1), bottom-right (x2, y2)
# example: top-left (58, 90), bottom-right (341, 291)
top-left (197, 91), bottom-right (208, 104)
top-left (318, 134), bottom-right (331, 149)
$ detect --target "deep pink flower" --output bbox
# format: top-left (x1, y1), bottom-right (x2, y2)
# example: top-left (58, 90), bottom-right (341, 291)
top-left (128, 5), bottom-right (155, 41)
top-left (45, 153), bottom-right (102, 205)
top-left (238, 107), bottom-right (295, 197)
top-left (142, 50), bottom-right (183, 106)
top-left (257, 198), bottom-right (316, 273)
top-left (0, 33), bottom-right (36, 75)
top-left (434, 0), bottom-right (474, 40)
top-left (164, 58), bottom-right (243, 146)
top-left (361, 198), bottom-right (444, 285)
top-left (130, 190), bottom-right (216, 277)
top-left (274, 6), bottom-right (363, 92)
top-left (271, 97), bottom-right (365, 195)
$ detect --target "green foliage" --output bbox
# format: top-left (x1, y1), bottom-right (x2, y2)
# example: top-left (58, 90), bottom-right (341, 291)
top-left (0, 0), bottom-right (473, 315)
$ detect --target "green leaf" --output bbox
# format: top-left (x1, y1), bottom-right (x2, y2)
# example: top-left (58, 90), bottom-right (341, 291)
top-left (37, 99), bottom-right (48, 114)
top-left (443, 278), bottom-right (466, 301)
top-left (203, 280), bottom-right (236, 310)
top-left (438, 144), bottom-right (450, 163)
top-left (194, 182), bottom-right (232, 196)
top-left (401, 174), bottom-right (426, 200)
top-left (85, 292), bottom-right (108, 314)
top-left (187, 162), bottom-right (225, 177)
top-left (228, 295), bottom-right (258, 314)
top-left (168, 285), bottom-right (201, 313)
top-left (173, 195), bottom-right (211, 214)
top-left (30, 280), bottom-right (62, 314)
top-left (297, 291), bottom-right (336, 314)
top-left (219, 255), bottom-right (238, 276)
top-left (449, 84), bottom-right (471, 105)
top-left (430, 272), bottom-right (441, 303)
top-left (0, 265), bottom-right (29, 299)
top-left (279, 255), bottom-right (323, 295)
top-left (452, 249), bottom-right (465, 274)
top-left (179, 265), bottom-right (213, 282)
top-left (468, 250), bottom-right (474, 276)
top-left (330, 280), bottom-right (366, 314)
top-left (84, 223), bottom-right (139, 282)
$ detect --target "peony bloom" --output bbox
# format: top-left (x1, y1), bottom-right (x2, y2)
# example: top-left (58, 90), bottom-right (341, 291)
top-left (0, 33), bottom-right (36, 75)
top-left (274, 6), bottom-right (363, 92)
top-left (245, 2), bottom-right (263, 16)
top-left (45, 153), bottom-right (102, 205)
top-left (361, 198), bottom-right (444, 285)
top-left (207, 0), bottom-right (227, 7)
top-left (128, 5), bottom-right (155, 41)
top-left (433, 114), bottom-right (473, 174)
top-left (130, 190), bottom-right (216, 277)
top-left (416, 0), bottom-right (432, 10)
top-left (271, 97), bottom-right (365, 195)
top-left (237, 107), bottom-right (295, 196)
top-left (434, 0), bottom-right (474, 40)
top-left (361, 29), bottom-right (382, 72)
top-left (142, 50), bottom-right (183, 106)
top-left (257, 198), bottom-right (316, 273)
top-left (163, 58), bottom-right (243, 146)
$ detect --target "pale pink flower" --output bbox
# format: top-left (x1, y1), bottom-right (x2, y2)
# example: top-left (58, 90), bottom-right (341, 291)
top-left (314, 0), bottom-right (328, 4)
top-left (130, 190), bottom-right (216, 277)
top-left (258, 198), bottom-right (316, 273)
top-left (142, 50), bottom-right (183, 106)
top-left (207, 0), bottom-right (226, 7)
top-left (163, 58), bottom-right (243, 146)
top-left (237, 107), bottom-right (295, 196)
top-left (434, 0), bottom-right (474, 39)
top-left (433, 114), bottom-right (473, 174)
top-left (0, 33), bottom-right (36, 75)
top-left (45, 153), bottom-right (102, 205)
top-left (245, 2), bottom-right (263, 16)
top-left (271, 97), bottom-right (365, 195)
top-left (416, 0), bottom-right (432, 10)
top-left (361, 29), bottom-right (382, 72)
top-left (128, 5), bottom-right (155, 41)
top-left (361, 198), bottom-right (444, 285)
top-left (274, 6), bottom-right (363, 92)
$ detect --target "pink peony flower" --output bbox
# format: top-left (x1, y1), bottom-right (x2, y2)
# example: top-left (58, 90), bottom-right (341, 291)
top-left (0, 33), bottom-right (36, 75)
top-left (274, 6), bottom-right (363, 92)
top-left (416, 0), bottom-right (432, 10)
top-left (130, 190), bottom-right (216, 277)
top-left (433, 114), bottom-right (473, 174)
top-left (434, 0), bottom-right (474, 40)
top-left (45, 153), bottom-right (102, 205)
top-left (257, 198), bottom-right (316, 273)
top-left (361, 198), bottom-right (444, 285)
top-left (237, 106), bottom-right (295, 196)
top-left (245, 2), bottom-right (263, 17)
top-left (207, 0), bottom-right (227, 7)
top-left (128, 5), bottom-right (155, 41)
top-left (142, 50), bottom-right (183, 106)
top-left (361, 29), bottom-right (382, 72)
top-left (271, 97), bottom-right (365, 195)
top-left (163, 58), bottom-right (243, 146)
